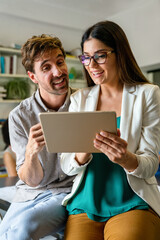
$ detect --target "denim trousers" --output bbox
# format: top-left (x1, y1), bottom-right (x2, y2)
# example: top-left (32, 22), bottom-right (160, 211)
top-left (0, 190), bottom-right (67, 240)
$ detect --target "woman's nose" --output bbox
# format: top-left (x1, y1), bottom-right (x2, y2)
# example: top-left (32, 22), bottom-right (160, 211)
top-left (89, 58), bottom-right (98, 68)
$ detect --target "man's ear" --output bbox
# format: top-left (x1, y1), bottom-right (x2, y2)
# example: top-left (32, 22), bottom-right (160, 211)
top-left (27, 71), bottom-right (38, 84)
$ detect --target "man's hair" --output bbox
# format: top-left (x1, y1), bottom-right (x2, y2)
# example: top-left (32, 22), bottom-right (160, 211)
top-left (21, 34), bottom-right (66, 73)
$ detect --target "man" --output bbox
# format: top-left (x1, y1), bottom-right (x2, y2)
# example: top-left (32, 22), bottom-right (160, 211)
top-left (0, 34), bottom-right (76, 240)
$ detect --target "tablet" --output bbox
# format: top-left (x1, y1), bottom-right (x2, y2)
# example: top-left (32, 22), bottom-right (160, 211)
top-left (39, 111), bottom-right (117, 153)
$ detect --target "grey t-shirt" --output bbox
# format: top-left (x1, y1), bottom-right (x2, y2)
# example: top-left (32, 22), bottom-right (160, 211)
top-left (9, 88), bottom-right (75, 202)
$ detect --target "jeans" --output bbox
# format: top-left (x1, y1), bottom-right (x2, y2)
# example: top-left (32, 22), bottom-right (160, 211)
top-left (0, 190), bottom-right (67, 240)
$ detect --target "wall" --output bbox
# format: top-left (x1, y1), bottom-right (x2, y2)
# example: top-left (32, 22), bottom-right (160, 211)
top-left (0, 13), bottom-right (83, 52)
top-left (110, 0), bottom-right (160, 71)
top-left (0, 0), bottom-right (159, 70)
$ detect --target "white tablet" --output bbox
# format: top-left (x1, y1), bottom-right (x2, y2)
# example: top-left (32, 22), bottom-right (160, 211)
top-left (39, 111), bottom-right (117, 153)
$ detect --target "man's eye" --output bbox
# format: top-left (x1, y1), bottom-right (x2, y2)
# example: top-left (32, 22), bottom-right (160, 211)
top-left (57, 59), bottom-right (65, 66)
top-left (42, 65), bottom-right (51, 71)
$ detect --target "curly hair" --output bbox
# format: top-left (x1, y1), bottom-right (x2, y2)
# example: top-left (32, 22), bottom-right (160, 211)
top-left (21, 34), bottom-right (66, 73)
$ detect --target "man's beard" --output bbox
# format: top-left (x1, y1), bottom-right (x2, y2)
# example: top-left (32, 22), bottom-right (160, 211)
top-left (50, 74), bottom-right (69, 95)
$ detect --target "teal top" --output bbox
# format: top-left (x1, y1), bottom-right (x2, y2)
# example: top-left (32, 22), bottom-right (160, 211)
top-left (66, 117), bottom-right (149, 222)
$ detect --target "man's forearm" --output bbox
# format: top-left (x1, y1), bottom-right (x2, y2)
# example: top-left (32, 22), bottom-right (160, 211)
top-left (18, 153), bottom-right (44, 187)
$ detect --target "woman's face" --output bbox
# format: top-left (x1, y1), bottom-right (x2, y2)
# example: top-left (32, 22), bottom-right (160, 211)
top-left (83, 38), bottom-right (118, 86)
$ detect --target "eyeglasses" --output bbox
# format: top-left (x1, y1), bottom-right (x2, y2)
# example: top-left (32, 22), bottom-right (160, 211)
top-left (78, 50), bottom-right (115, 66)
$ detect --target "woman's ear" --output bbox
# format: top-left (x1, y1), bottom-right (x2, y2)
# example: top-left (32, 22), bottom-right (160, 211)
top-left (27, 71), bottom-right (38, 84)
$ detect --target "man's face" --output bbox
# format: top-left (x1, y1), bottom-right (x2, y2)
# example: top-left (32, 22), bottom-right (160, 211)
top-left (29, 48), bottom-right (69, 97)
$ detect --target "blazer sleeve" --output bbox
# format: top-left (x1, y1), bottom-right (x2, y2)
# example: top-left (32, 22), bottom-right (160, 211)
top-left (60, 153), bottom-right (92, 175)
top-left (60, 90), bottom-right (92, 175)
top-left (126, 85), bottom-right (160, 179)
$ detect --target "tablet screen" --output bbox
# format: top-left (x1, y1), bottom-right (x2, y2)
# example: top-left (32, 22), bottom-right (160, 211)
top-left (39, 111), bottom-right (117, 153)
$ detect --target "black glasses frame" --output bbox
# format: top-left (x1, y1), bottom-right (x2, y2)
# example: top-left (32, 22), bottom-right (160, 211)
top-left (78, 50), bottom-right (115, 66)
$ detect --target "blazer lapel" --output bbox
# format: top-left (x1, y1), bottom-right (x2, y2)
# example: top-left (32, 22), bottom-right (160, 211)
top-left (84, 84), bottom-right (136, 147)
top-left (120, 85), bottom-right (136, 144)
top-left (85, 85), bottom-right (100, 111)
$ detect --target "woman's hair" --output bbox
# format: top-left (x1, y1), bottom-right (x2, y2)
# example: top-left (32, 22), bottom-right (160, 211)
top-left (81, 20), bottom-right (149, 87)
top-left (1, 119), bottom-right (10, 150)
top-left (21, 34), bottom-right (66, 73)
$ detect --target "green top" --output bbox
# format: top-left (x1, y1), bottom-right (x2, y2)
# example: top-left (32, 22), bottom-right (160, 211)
top-left (67, 117), bottom-right (149, 222)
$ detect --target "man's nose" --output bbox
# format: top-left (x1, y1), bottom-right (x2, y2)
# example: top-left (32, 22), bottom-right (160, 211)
top-left (52, 66), bottom-right (62, 77)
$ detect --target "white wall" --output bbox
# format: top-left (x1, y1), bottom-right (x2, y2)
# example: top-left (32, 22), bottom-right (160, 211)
top-left (0, 13), bottom-right (83, 52)
top-left (109, 0), bottom-right (160, 71)
top-left (0, 0), bottom-right (160, 70)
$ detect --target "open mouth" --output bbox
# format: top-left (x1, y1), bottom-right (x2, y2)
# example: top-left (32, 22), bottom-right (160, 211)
top-left (52, 78), bottom-right (66, 88)
top-left (92, 71), bottom-right (104, 77)
top-left (53, 78), bottom-right (64, 85)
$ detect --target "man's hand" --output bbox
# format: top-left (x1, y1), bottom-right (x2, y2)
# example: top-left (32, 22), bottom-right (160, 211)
top-left (26, 123), bottom-right (45, 158)
top-left (18, 123), bottom-right (45, 187)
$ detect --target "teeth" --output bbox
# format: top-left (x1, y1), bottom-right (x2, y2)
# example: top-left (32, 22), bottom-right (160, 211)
top-left (55, 79), bottom-right (63, 84)
top-left (92, 72), bottom-right (102, 75)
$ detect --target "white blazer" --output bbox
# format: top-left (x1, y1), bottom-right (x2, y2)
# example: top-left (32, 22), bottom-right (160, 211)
top-left (61, 84), bottom-right (160, 216)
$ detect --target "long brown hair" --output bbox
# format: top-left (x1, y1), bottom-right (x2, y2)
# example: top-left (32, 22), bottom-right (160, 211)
top-left (81, 21), bottom-right (149, 87)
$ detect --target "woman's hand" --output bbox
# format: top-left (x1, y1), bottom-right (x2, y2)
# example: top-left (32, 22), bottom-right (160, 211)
top-left (93, 129), bottom-right (138, 172)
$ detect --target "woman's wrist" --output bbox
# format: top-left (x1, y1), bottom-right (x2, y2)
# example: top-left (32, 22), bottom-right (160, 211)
top-left (75, 153), bottom-right (91, 165)
top-left (120, 151), bottom-right (138, 172)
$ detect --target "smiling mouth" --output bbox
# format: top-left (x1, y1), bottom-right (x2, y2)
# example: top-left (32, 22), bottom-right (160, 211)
top-left (53, 78), bottom-right (65, 85)
top-left (91, 71), bottom-right (103, 76)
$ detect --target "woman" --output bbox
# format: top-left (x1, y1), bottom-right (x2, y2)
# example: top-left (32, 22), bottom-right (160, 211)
top-left (60, 21), bottom-right (160, 240)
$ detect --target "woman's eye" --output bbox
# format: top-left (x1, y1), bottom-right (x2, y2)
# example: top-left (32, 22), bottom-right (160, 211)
top-left (98, 53), bottom-right (106, 59)
top-left (84, 56), bottom-right (90, 60)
